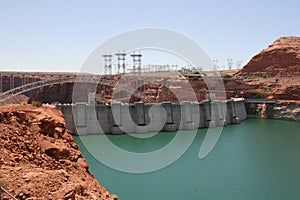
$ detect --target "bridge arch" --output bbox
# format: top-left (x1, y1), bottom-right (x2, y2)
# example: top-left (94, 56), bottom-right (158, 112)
top-left (0, 76), bottom-right (153, 103)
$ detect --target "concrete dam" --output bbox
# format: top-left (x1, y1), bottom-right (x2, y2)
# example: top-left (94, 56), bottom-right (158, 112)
top-left (57, 99), bottom-right (247, 135)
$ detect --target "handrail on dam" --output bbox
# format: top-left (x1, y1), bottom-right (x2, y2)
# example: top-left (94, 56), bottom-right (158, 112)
top-left (0, 76), bottom-right (154, 103)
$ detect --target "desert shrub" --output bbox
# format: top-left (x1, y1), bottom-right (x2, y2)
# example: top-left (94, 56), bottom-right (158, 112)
top-left (19, 161), bottom-right (33, 168)
top-left (31, 101), bottom-right (43, 107)
top-left (260, 73), bottom-right (272, 78)
top-left (224, 74), bottom-right (233, 79)
top-left (243, 74), bottom-right (251, 79)
top-left (0, 181), bottom-right (8, 189)
top-left (261, 88), bottom-right (270, 93)
top-left (21, 101), bottom-right (27, 105)
top-left (255, 92), bottom-right (265, 98)
top-left (72, 161), bottom-right (79, 169)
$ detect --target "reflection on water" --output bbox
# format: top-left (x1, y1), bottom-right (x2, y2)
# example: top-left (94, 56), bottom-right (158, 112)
top-left (74, 119), bottom-right (300, 200)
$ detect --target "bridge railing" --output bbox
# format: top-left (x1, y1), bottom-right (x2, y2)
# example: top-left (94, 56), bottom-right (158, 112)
top-left (0, 77), bottom-right (72, 103)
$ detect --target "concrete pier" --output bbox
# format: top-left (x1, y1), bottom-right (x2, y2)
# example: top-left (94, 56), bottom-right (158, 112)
top-left (181, 101), bottom-right (195, 130)
top-left (228, 100), bottom-right (240, 124)
top-left (111, 102), bottom-right (123, 134)
top-left (135, 102), bottom-right (147, 133)
top-left (162, 102), bottom-right (176, 132)
top-left (74, 102), bottom-right (87, 135)
top-left (57, 99), bottom-right (247, 135)
top-left (203, 100), bottom-right (215, 127)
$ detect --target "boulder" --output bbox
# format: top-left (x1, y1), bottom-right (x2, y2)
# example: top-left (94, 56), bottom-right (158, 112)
top-left (39, 140), bottom-right (70, 160)
top-left (77, 158), bottom-right (89, 170)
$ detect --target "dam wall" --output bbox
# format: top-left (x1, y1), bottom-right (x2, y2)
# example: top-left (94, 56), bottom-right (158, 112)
top-left (57, 99), bottom-right (247, 135)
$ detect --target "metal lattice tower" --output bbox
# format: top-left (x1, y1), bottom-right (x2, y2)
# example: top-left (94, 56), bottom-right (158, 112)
top-left (172, 65), bottom-right (177, 71)
top-left (102, 53), bottom-right (113, 75)
top-left (115, 52), bottom-right (127, 74)
top-left (130, 51), bottom-right (142, 74)
top-left (227, 58), bottom-right (233, 70)
top-left (213, 59), bottom-right (218, 71)
top-left (236, 60), bottom-right (243, 69)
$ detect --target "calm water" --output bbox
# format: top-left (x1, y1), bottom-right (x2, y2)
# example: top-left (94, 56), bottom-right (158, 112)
top-left (74, 118), bottom-right (300, 200)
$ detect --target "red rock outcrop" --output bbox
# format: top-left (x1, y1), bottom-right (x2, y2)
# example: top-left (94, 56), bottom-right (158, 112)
top-left (0, 105), bottom-right (117, 200)
top-left (240, 36), bottom-right (300, 76)
top-left (273, 100), bottom-right (300, 121)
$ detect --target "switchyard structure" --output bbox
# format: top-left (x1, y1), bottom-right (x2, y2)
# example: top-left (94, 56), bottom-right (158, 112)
top-left (102, 53), bottom-right (113, 75)
top-left (236, 60), bottom-right (243, 69)
top-left (102, 51), bottom-right (144, 75)
top-left (115, 52), bottom-right (127, 74)
top-left (227, 58), bottom-right (233, 70)
top-left (130, 51), bottom-right (142, 74)
top-left (213, 59), bottom-right (218, 71)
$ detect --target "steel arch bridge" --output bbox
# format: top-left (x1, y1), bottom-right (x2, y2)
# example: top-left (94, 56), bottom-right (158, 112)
top-left (0, 75), bottom-right (153, 103)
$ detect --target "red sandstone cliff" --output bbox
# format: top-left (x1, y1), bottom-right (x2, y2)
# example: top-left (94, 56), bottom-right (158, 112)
top-left (0, 105), bottom-right (117, 200)
top-left (240, 36), bottom-right (300, 76)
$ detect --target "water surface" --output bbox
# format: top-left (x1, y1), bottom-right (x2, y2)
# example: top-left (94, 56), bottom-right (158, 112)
top-left (74, 119), bottom-right (300, 200)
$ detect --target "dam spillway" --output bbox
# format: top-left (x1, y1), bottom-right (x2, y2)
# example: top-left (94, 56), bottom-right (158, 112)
top-left (57, 99), bottom-right (247, 135)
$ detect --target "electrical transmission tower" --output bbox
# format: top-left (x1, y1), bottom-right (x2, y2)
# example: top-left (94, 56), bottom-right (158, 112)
top-left (227, 58), bottom-right (233, 70)
top-left (102, 53), bottom-right (113, 75)
top-left (130, 51), bottom-right (142, 74)
top-left (115, 52), bottom-right (127, 74)
top-left (213, 59), bottom-right (218, 71)
top-left (236, 60), bottom-right (243, 69)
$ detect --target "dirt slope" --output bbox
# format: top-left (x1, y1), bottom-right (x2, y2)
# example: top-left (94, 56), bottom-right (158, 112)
top-left (0, 104), bottom-right (117, 200)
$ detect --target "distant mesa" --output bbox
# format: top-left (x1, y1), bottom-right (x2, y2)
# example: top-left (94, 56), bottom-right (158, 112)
top-left (240, 36), bottom-right (300, 76)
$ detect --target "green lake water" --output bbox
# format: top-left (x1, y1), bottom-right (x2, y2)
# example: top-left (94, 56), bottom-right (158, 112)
top-left (74, 118), bottom-right (300, 200)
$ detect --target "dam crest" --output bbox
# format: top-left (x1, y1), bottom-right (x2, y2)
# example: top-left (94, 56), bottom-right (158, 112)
top-left (57, 99), bottom-right (247, 135)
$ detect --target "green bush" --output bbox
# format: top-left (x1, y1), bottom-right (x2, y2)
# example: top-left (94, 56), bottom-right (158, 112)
top-left (255, 92), bottom-right (265, 98)
top-left (260, 73), bottom-right (272, 78)
top-left (243, 74), bottom-right (251, 79)
top-left (0, 181), bottom-right (8, 189)
top-left (261, 88), bottom-right (270, 93)
top-left (223, 74), bottom-right (233, 79)
top-left (31, 101), bottom-right (43, 107)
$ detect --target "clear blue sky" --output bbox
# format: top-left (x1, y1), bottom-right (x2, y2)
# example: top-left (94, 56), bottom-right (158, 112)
top-left (0, 0), bottom-right (299, 72)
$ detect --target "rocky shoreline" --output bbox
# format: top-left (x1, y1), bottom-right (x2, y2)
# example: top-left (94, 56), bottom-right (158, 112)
top-left (246, 100), bottom-right (300, 121)
top-left (273, 101), bottom-right (300, 121)
top-left (0, 105), bottom-right (117, 200)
